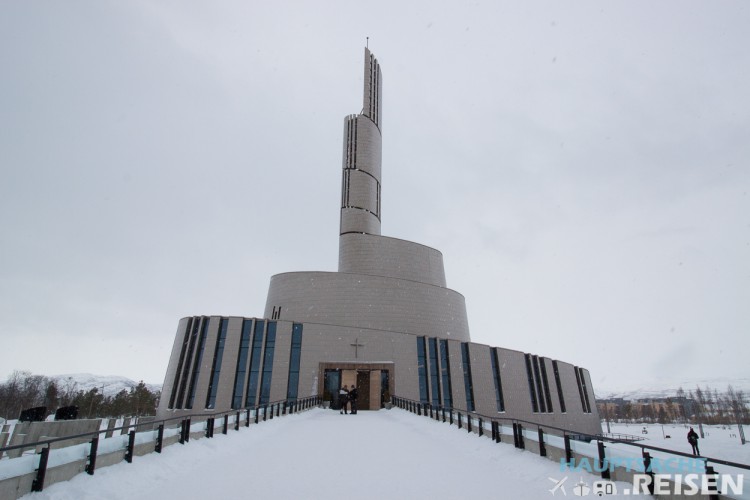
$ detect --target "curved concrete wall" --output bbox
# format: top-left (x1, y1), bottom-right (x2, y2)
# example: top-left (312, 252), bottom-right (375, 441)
top-left (340, 115), bottom-right (382, 236)
top-left (157, 315), bottom-right (602, 437)
top-left (263, 271), bottom-right (469, 341)
top-left (338, 233), bottom-right (446, 287)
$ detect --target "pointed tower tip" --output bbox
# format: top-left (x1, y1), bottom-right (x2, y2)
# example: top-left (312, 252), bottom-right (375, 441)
top-left (362, 46), bottom-right (382, 128)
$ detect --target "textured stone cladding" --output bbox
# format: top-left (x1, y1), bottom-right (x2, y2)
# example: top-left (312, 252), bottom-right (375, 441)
top-left (264, 271), bottom-right (470, 342)
top-left (157, 316), bottom-right (602, 437)
top-left (338, 233), bottom-right (447, 287)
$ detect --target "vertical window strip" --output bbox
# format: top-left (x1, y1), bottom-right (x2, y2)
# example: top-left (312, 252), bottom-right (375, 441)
top-left (341, 170), bottom-right (350, 208)
top-left (539, 357), bottom-right (554, 413)
top-left (579, 367), bottom-right (592, 413)
top-left (524, 354), bottom-right (539, 413)
top-left (574, 366), bottom-right (587, 413)
top-left (176, 317), bottom-right (201, 409)
top-left (353, 118), bottom-right (357, 166)
top-left (186, 317), bottom-right (210, 409)
top-left (552, 360), bottom-right (567, 413)
top-left (168, 318), bottom-right (192, 409)
top-left (532, 355), bottom-right (547, 413)
top-left (350, 119), bottom-right (354, 168)
top-left (245, 320), bottom-right (265, 408)
top-left (460, 343), bottom-right (475, 412)
top-left (416, 337), bottom-right (429, 403)
top-left (231, 320), bottom-right (253, 409)
top-left (286, 323), bottom-right (303, 401)
top-left (258, 322), bottom-right (277, 405)
top-left (439, 339), bottom-right (453, 409)
top-left (205, 318), bottom-right (228, 409)
top-left (376, 182), bottom-right (380, 218)
top-left (490, 348), bottom-right (505, 412)
top-left (428, 338), bottom-right (441, 406)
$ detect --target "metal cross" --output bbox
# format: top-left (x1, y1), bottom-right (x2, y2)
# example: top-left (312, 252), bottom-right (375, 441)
top-left (350, 338), bottom-right (364, 358)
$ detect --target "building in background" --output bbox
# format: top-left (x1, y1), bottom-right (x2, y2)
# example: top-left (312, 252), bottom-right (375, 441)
top-left (156, 48), bottom-right (601, 436)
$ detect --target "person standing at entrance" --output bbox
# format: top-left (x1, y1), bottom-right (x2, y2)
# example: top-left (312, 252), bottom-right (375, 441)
top-left (339, 385), bottom-right (349, 414)
top-left (687, 427), bottom-right (700, 456)
top-left (349, 385), bottom-right (359, 414)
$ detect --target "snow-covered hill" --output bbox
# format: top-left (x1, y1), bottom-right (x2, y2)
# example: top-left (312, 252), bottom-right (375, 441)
top-left (52, 373), bottom-right (162, 397)
top-left (596, 377), bottom-right (750, 401)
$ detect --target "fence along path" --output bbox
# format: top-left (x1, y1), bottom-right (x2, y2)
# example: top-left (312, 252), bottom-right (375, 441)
top-left (391, 395), bottom-right (750, 499)
top-left (0, 396), bottom-right (320, 499)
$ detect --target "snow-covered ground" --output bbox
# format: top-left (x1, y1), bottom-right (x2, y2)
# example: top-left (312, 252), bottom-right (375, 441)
top-left (604, 421), bottom-right (750, 464)
top-left (19, 408), bottom-right (638, 500)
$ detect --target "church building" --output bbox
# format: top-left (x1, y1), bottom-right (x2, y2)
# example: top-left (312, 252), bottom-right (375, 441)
top-left (156, 48), bottom-right (602, 436)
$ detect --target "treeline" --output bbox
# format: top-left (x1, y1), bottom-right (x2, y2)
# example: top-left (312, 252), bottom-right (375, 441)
top-left (598, 385), bottom-right (750, 425)
top-left (0, 370), bottom-right (160, 421)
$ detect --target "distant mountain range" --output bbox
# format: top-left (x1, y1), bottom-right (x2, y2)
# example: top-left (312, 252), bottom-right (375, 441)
top-left (52, 373), bottom-right (162, 397)
top-left (595, 377), bottom-right (750, 401)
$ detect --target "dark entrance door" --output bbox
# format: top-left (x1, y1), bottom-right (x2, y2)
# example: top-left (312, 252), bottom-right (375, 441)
top-left (324, 369), bottom-right (342, 409)
top-left (356, 370), bottom-right (370, 411)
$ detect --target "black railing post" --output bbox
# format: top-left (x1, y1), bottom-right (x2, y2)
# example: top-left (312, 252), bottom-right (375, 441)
top-left (235, 411), bottom-right (240, 431)
top-left (185, 418), bottom-right (191, 442)
top-left (223, 414), bottom-right (228, 434)
top-left (642, 451), bottom-right (655, 496)
top-left (263, 405), bottom-right (268, 421)
top-left (449, 409), bottom-right (454, 426)
top-left (179, 419), bottom-right (186, 444)
top-left (538, 428), bottom-right (546, 457)
top-left (246, 408), bottom-right (251, 427)
top-left (512, 423), bottom-right (519, 448)
top-left (86, 436), bottom-right (99, 475)
top-left (442, 407), bottom-right (446, 422)
top-left (458, 413), bottom-right (463, 429)
top-left (277, 403), bottom-right (281, 417)
top-left (255, 407), bottom-right (260, 424)
top-left (597, 441), bottom-right (610, 479)
top-left (269, 404), bottom-right (274, 420)
top-left (283, 401), bottom-right (287, 416)
top-left (478, 418), bottom-right (483, 437)
top-left (125, 430), bottom-right (136, 463)
top-left (705, 464), bottom-right (719, 500)
top-left (31, 446), bottom-right (50, 492)
top-left (155, 424), bottom-right (164, 453)
top-left (206, 418), bottom-right (213, 438)
top-left (564, 433), bottom-right (572, 463)
top-left (517, 424), bottom-right (525, 449)
top-left (491, 421), bottom-right (497, 441)
top-left (467, 415), bottom-right (472, 433)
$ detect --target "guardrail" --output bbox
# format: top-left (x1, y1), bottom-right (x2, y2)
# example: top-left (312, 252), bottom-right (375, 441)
top-left (0, 396), bottom-right (320, 498)
top-left (391, 396), bottom-right (750, 498)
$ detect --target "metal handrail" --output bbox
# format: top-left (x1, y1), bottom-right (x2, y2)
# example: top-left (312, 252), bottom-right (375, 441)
top-left (0, 395), bottom-right (319, 455)
top-left (390, 395), bottom-right (750, 472)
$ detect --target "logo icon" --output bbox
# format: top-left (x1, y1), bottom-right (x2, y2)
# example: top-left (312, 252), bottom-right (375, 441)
top-left (573, 478), bottom-right (591, 496)
top-left (548, 476), bottom-right (568, 495)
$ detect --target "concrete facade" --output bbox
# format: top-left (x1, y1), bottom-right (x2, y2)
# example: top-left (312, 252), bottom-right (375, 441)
top-left (156, 47), bottom-right (602, 437)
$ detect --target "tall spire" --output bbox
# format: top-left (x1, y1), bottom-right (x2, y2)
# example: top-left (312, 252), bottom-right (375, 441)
top-left (338, 48), bottom-right (383, 242)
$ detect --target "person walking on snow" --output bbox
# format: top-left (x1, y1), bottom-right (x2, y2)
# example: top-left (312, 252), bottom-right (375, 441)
top-left (687, 427), bottom-right (700, 456)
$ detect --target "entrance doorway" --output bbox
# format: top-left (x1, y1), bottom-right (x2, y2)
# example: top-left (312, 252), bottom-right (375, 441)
top-left (319, 362), bottom-right (394, 411)
top-left (356, 370), bottom-right (370, 410)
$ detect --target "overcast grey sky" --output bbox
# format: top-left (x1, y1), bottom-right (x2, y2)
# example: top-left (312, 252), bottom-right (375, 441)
top-left (1, 1), bottom-right (748, 393)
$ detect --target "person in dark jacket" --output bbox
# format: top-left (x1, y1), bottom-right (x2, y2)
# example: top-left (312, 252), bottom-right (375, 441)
top-left (339, 385), bottom-right (349, 414)
top-left (687, 428), bottom-right (700, 456)
top-left (349, 385), bottom-right (359, 414)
